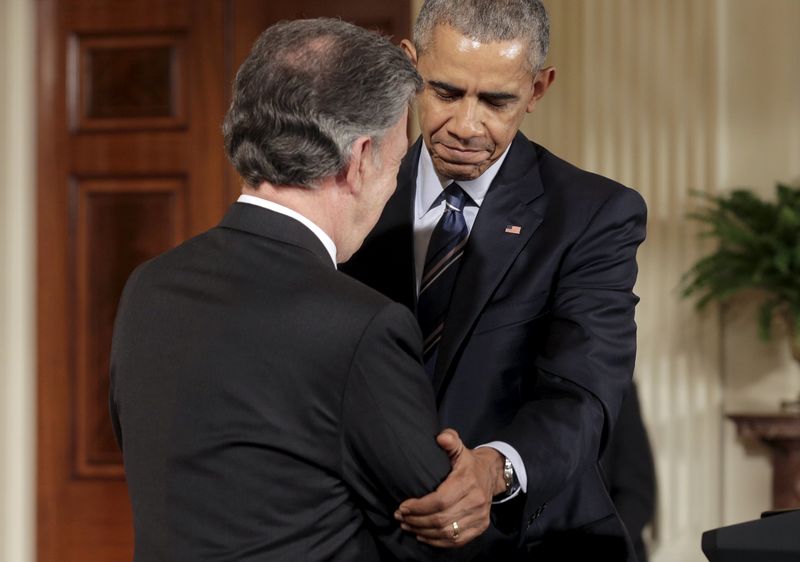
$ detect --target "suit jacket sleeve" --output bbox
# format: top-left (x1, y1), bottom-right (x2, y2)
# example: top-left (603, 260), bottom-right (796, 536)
top-left (496, 187), bottom-right (647, 528)
top-left (339, 302), bottom-right (455, 561)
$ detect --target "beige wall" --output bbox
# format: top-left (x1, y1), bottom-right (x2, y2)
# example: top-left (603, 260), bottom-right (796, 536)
top-left (717, 0), bottom-right (800, 411)
top-left (0, 0), bottom-right (36, 560)
top-left (522, 0), bottom-right (800, 559)
top-left (412, 0), bottom-right (423, 21)
top-left (526, 2), bottom-right (722, 559)
top-left (717, 0), bottom-right (800, 527)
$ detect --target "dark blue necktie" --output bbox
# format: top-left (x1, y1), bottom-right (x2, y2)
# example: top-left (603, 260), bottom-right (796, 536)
top-left (417, 183), bottom-right (470, 372)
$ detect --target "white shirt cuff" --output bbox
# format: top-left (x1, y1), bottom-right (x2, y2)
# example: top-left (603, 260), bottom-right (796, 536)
top-left (477, 441), bottom-right (528, 504)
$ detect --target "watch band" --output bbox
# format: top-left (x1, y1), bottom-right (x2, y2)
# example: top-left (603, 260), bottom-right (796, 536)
top-left (503, 457), bottom-right (514, 495)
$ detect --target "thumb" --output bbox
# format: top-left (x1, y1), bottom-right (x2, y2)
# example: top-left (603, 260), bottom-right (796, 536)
top-left (436, 428), bottom-right (464, 462)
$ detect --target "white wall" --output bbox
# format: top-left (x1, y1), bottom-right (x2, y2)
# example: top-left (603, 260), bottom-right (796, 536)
top-left (0, 0), bottom-right (36, 560)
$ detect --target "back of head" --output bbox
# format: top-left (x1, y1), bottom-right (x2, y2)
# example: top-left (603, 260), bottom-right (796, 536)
top-left (224, 18), bottom-right (421, 189)
top-left (414, 0), bottom-right (550, 72)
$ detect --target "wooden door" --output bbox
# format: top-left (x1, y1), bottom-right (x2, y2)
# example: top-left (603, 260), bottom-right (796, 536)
top-left (36, 1), bottom-right (410, 561)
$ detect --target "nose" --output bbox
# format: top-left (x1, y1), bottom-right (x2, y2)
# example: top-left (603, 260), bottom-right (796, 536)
top-left (448, 98), bottom-right (483, 141)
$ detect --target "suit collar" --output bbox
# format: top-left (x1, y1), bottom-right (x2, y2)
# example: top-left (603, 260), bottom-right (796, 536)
top-left (433, 132), bottom-right (546, 395)
top-left (219, 202), bottom-right (336, 270)
top-left (488, 131), bottom-right (544, 204)
top-left (236, 195), bottom-right (337, 267)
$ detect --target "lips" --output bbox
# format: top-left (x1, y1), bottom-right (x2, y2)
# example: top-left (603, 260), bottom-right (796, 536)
top-left (435, 143), bottom-right (491, 164)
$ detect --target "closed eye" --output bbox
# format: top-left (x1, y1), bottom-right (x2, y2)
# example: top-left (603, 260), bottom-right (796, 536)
top-left (434, 89), bottom-right (460, 101)
top-left (480, 94), bottom-right (518, 109)
top-left (428, 80), bottom-right (464, 102)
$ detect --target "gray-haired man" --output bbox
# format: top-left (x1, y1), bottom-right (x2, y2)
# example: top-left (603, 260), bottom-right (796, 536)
top-left (344, 1), bottom-right (648, 560)
top-left (110, 18), bottom-right (475, 561)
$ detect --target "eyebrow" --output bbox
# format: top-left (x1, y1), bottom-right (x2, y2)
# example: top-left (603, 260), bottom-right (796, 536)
top-left (427, 80), bottom-right (519, 102)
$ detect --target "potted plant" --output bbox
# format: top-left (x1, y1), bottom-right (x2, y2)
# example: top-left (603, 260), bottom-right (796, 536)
top-left (682, 183), bottom-right (800, 407)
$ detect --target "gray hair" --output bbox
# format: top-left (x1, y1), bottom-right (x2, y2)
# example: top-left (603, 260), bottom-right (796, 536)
top-left (414, 0), bottom-right (550, 73)
top-left (223, 18), bottom-right (421, 189)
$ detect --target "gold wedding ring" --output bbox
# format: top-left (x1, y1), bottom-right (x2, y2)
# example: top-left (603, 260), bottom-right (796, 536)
top-left (451, 520), bottom-right (460, 540)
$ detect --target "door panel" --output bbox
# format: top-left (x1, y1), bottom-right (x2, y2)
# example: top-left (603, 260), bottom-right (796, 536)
top-left (37, 1), bottom-right (410, 560)
top-left (37, 1), bottom-right (225, 560)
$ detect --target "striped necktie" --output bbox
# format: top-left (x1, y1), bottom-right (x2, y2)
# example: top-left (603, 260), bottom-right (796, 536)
top-left (417, 183), bottom-right (471, 371)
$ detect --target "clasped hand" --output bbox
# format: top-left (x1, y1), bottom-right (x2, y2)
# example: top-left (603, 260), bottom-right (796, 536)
top-left (394, 429), bottom-right (506, 547)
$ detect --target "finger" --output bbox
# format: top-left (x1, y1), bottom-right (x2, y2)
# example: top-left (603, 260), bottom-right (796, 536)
top-left (402, 495), bottom-right (485, 527)
top-left (416, 526), bottom-right (482, 549)
top-left (399, 509), bottom-right (461, 532)
top-left (399, 471), bottom-right (487, 522)
top-left (435, 428), bottom-right (463, 461)
top-left (398, 490), bottom-right (468, 518)
top-left (398, 481), bottom-right (469, 517)
top-left (416, 534), bottom-right (472, 548)
top-left (398, 495), bottom-right (474, 528)
top-left (401, 511), bottom-right (484, 539)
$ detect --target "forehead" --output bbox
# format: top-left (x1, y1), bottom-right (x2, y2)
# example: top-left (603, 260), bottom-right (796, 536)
top-left (418, 25), bottom-right (532, 91)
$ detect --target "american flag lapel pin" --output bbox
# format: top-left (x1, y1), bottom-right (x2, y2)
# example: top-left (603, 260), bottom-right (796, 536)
top-left (505, 225), bottom-right (522, 235)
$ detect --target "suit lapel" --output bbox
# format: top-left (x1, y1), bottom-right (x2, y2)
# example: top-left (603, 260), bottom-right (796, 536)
top-left (354, 139), bottom-right (420, 311)
top-left (433, 134), bottom-right (546, 396)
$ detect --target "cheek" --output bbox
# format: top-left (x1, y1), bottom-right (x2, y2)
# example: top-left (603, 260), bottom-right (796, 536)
top-left (487, 114), bottom-right (523, 147)
top-left (377, 174), bottom-right (397, 206)
top-left (418, 100), bottom-right (450, 137)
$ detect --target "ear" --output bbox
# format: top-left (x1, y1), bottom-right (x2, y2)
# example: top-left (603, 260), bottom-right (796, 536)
top-left (400, 39), bottom-right (418, 66)
top-left (526, 66), bottom-right (556, 113)
top-left (342, 136), bottom-right (372, 195)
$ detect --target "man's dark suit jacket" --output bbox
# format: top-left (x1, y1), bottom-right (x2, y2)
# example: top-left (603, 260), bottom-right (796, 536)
top-left (601, 382), bottom-right (657, 562)
top-left (343, 133), bottom-right (648, 561)
top-left (109, 203), bottom-right (453, 561)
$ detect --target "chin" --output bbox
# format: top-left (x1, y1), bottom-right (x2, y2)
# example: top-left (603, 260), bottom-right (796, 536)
top-left (435, 163), bottom-right (487, 182)
top-left (431, 153), bottom-right (490, 181)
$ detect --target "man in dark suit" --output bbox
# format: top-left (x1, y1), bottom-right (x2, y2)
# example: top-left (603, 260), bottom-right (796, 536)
top-left (343, 1), bottom-right (648, 559)
top-left (601, 382), bottom-right (657, 562)
top-left (109, 18), bottom-right (494, 561)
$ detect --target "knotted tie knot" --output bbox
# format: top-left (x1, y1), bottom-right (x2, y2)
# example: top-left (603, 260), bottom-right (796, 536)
top-left (440, 183), bottom-right (469, 213)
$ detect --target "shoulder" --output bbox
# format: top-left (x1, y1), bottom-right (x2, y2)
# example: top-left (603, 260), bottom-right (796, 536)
top-left (323, 267), bottom-right (401, 314)
top-left (319, 270), bottom-right (420, 342)
top-left (539, 143), bottom-right (642, 201)
top-left (516, 139), bottom-right (647, 223)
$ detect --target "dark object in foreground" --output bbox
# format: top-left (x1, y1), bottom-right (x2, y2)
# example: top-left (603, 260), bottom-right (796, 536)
top-left (701, 508), bottom-right (800, 561)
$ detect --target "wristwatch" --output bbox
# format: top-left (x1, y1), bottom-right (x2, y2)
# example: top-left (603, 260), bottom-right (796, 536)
top-left (502, 457), bottom-right (514, 495)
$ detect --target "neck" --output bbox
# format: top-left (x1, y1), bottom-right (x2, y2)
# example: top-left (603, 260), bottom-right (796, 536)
top-left (242, 180), bottom-right (345, 258)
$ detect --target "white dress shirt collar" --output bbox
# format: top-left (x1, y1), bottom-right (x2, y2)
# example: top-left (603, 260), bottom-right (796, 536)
top-left (237, 194), bottom-right (338, 267)
top-left (415, 140), bottom-right (513, 219)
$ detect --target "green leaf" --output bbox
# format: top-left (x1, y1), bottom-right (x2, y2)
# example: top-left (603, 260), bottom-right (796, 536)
top-left (682, 183), bottom-right (800, 344)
